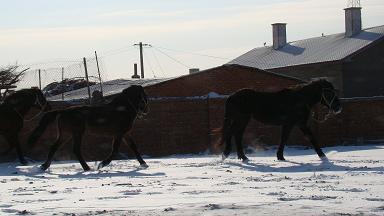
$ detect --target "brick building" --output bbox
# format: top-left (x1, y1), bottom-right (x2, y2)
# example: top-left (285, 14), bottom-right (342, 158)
top-left (228, 6), bottom-right (384, 97)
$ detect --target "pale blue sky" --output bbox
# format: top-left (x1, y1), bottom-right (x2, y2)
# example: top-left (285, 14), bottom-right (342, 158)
top-left (1, 0), bottom-right (383, 84)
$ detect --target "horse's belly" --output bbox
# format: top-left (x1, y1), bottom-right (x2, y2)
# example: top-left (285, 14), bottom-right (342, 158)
top-left (85, 121), bottom-right (132, 137)
top-left (252, 110), bottom-right (290, 125)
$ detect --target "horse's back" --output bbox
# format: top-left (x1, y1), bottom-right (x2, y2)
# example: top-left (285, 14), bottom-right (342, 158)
top-left (225, 88), bottom-right (299, 124)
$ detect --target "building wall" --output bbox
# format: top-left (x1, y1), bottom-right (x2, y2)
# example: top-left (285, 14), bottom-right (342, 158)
top-left (269, 62), bottom-right (344, 96)
top-left (342, 39), bottom-right (384, 97)
top-left (269, 39), bottom-right (384, 98)
top-left (3, 96), bottom-right (383, 164)
top-left (145, 65), bottom-right (302, 97)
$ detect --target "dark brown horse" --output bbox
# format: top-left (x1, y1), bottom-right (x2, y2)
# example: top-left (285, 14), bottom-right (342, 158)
top-left (28, 85), bottom-right (149, 171)
top-left (218, 79), bottom-right (342, 162)
top-left (0, 88), bottom-right (50, 164)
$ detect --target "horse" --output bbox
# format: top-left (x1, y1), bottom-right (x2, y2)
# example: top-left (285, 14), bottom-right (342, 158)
top-left (28, 85), bottom-right (149, 171)
top-left (0, 88), bottom-right (50, 164)
top-left (218, 79), bottom-right (342, 162)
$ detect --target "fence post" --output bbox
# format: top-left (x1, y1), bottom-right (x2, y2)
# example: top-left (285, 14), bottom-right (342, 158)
top-left (38, 69), bottom-right (41, 90)
top-left (61, 67), bottom-right (64, 101)
top-left (83, 57), bottom-right (92, 104)
top-left (94, 51), bottom-right (104, 96)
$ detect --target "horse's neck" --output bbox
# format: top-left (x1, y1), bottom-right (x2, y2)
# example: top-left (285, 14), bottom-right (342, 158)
top-left (108, 99), bottom-right (137, 113)
top-left (298, 85), bottom-right (321, 107)
top-left (13, 104), bottom-right (33, 117)
top-left (4, 98), bottom-right (34, 117)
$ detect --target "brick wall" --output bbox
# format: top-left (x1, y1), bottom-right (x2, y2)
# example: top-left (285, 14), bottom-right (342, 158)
top-left (1, 96), bottom-right (384, 163)
top-left (145, 65), bottom-right (302, 97)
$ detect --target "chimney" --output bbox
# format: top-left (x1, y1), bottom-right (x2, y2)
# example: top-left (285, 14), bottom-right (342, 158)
top-left (272, 23), bottom-right (287, 49)
top-left (189, 68), bottom-right (200, 74)
top-left (131, 63), bottom-right (140, 79)
top-left (344, 7), bottom-right (362, 37)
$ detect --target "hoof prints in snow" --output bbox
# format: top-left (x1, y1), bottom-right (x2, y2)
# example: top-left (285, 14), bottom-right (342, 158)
top-left (278, 195), bottom-right (338, 201)
top-left (0, 145), bottom-right (383, 215)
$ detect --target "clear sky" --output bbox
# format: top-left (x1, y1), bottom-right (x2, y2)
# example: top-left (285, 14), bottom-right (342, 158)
top-left (1, 0), bottom-right (383, 84)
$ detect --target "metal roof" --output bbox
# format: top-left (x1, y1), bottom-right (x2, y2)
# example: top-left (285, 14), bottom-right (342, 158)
top-left (228, 25), bottom-right (384, 69)
top-left (47, 78), bottom-right (172, 101)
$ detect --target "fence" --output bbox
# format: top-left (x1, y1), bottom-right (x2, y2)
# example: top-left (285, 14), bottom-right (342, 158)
top-left (18, 55), bottom-right (104, 103)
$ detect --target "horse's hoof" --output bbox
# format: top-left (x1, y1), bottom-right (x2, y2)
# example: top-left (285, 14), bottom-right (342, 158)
top-left (40, 164), bottom-right (49, 171)
top-left (20, 160), bottom-right (28, 166)
top-left (277, 156), bottom-right (286, 161)
top-left (318, 152), bottom-right (326, 158)
top-left (320, 156), bottom-right (329, 162)
top-left (242, 158), bottom-right (249, 163)
top-left (140, 163), bottom-right (149, 168)
top-left (97, 162), bottom-right (105, 170)
top-left (83, 167), bottom-right (91, 172)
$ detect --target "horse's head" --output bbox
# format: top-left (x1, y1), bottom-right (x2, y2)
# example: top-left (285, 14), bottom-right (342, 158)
top-left (315, 79), bottom-right (342, 114)
top-left (30, 88), bottom-right (51, 111)
top-left (122, 85), bottom-right (149, 117)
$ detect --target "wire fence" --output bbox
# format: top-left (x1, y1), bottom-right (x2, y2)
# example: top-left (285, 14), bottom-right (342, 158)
top-left (17, 56), bottom-right (104, 102)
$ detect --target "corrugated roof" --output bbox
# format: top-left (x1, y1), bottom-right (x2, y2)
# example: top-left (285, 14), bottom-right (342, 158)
top-left (228, 25), bottom-right (384, 69)
top-left (47, 78), bottom-right (172, 101)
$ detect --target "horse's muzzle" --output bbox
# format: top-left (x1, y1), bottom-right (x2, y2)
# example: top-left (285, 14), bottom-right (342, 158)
top-left (332, 106), bottom-right (342, 115)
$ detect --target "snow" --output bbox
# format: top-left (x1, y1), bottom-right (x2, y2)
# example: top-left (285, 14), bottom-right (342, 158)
top-left (1, 145), bottom-right (384, 215)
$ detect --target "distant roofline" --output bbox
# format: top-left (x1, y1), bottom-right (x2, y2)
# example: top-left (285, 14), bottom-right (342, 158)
top-left (144, 64), bottom-right (305, 90)
top-left (228, 25), bottom-right (384, 70)
top-left (243, 24), bottom-right (384, 54)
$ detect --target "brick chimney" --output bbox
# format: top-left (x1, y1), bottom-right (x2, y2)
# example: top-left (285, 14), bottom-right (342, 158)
top-left (272, 23), bottom-right (287, 49)
top-left (131, 63), bottom-right (140, 79)
top-left (344, 7), bottom-right (362, 37)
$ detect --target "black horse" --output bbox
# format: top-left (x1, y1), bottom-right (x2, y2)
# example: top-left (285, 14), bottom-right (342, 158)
top-left (0, 88), bottom-right (50, 164)
top-left (218, 79), bottom-right (342, 162)
top-left (28, 85), bottom-right (149, 171)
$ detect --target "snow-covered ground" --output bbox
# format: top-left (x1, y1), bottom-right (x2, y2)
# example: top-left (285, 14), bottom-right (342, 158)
top-left (1, 145), bottom-right (384, 216)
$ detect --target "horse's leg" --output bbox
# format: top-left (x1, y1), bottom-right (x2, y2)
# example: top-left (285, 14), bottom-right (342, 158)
top-left (221, 117), bottom-right (234, 160)
top-left (222, 136), bottom-right (232, 160)
top-left (124, 136), bottom-right (148, 168)
top-left (98, 135), bottom-right (122, 169)
top-left (299, 124), bottom-right (326, 159)
top-left (4, 132), bottom-right (27, 165)
top-left (72, 133), bottom-right (90, 171)
top-left (233, 116), bottom-right (250, 162)
top-left (277, 124), bottom-right (293, 161)
top-left (41, 131), bottom-right (64, 171)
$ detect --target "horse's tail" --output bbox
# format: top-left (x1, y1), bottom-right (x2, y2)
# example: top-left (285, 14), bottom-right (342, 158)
top-left (215, 117), bottom-right (233, 148)
top-left (28, 110), bottom-right (60, 148)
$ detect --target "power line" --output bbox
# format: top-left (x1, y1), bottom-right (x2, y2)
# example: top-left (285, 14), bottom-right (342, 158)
top-left (143, 51), bottom-right (156, 78)
top-left (153, 47), bottom-right (191, 69)
top-left (150, 48), bottom-right (166, 77)
top-left (153, 45), bottom-right (229, 60)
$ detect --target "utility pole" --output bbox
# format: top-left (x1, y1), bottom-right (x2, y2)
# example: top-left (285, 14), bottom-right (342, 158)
top-left (133, 42), bottom-right (151, 79)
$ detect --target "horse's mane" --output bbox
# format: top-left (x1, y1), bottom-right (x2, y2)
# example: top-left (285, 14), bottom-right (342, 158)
top-left (288, 78), bottom-right (330, 92)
